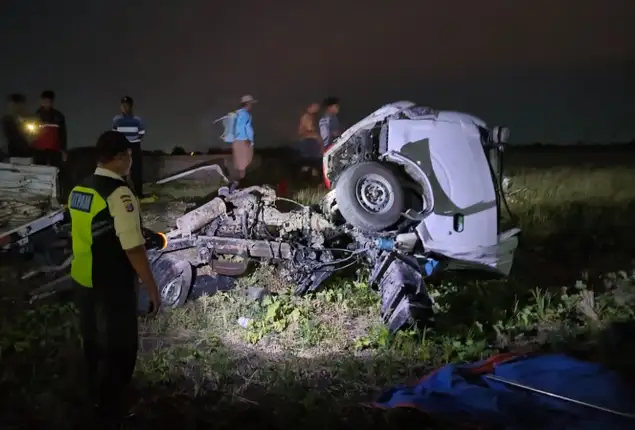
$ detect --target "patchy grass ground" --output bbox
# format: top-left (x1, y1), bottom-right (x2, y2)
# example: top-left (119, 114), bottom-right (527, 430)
top-left (2, 150), bottom-right (635, 429)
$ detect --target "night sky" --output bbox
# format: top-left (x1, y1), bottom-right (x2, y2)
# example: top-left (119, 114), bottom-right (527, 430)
top-left (1, 0), bottom-right (633, 150)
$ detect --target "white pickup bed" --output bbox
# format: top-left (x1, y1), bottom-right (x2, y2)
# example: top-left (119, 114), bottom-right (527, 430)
top-left (0, 161), bottom-right (65, 249)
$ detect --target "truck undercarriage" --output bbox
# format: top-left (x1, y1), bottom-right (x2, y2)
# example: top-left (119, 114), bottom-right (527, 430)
top-left (150, 185), bottom-right (433, 332)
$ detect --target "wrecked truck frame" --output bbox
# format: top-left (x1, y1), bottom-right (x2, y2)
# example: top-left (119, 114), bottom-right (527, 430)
top-left (151, 185), bottom-right (352, 299)
top-left (24, 102), bottom-right (519, 334)
top-left (150, 102), bottom-right (521, 332)
top-left (149, 184), bottom-right (443, 332)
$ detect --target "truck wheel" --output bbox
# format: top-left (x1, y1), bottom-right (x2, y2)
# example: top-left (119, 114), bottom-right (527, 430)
top-left (335, 162), bottom-right (404, 231)
top-left (152, 254), bottom-right (193, 309)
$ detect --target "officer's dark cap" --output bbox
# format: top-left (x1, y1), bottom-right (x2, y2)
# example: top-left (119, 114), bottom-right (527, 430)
top-left (96, 131), bottom-right (131, 163)
top-left (8, 93), bottom-right (26, 103)
top-left (41, 90), bottom-right (55, 100)
top-left (121, 96), bottom-right (134, 105)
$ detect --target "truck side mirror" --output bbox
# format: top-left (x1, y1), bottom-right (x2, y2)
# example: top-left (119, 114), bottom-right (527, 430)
top-left (491, 126), bottom-right (510, 145)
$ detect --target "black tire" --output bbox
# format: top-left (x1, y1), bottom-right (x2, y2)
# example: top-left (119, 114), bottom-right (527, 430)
top-left (335, 162), bottom-right (404, 231)
top-left (152, 253), bottom-right (193, 309)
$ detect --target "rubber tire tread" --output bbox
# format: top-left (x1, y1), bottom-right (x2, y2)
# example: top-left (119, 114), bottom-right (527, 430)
top-left (152, 253), bottom-right (193, 309)
top-left (335, 161), bottom-right (404, 232)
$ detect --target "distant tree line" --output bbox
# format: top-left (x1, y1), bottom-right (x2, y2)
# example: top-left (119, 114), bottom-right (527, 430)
top-left (528, 139), bottom-right (635, 147)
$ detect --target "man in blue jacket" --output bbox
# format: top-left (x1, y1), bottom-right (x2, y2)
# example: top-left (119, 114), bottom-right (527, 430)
top-left (229, 95), bottom-right (256, 192)
top-left (112, 96), bottom-right (147, 200)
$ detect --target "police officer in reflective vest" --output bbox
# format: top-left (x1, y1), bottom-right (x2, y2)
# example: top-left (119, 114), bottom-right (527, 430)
top-left (68, 130), bottom-right (161, 428)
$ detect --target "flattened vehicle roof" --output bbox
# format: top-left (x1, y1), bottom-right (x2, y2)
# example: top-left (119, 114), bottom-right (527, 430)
top-left (333, 101), bottom-right (416, 145)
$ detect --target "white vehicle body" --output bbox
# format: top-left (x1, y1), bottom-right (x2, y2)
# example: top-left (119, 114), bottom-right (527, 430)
top-left (323, 101), bottom-right (519, 276)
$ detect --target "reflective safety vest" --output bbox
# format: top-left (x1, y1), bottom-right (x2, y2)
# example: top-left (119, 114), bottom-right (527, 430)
top-left (68, 174), bottom-right (136, 289)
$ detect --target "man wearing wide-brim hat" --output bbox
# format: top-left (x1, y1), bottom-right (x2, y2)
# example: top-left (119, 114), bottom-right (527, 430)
top-left (227, 94), bottom-right (257, 192)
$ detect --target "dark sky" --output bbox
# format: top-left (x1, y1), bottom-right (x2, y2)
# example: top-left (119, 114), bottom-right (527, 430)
top-left (1, 0), bottom-right (634, 150)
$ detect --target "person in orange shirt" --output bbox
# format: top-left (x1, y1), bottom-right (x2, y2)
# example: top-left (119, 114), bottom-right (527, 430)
top-left (297, 102), bottom-right (323, 179)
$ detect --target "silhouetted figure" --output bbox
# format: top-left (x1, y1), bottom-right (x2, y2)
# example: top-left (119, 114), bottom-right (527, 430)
top-left (319, 96), bottom-right (341, 149)
top-left (0, 93), bottom-right (30, 160)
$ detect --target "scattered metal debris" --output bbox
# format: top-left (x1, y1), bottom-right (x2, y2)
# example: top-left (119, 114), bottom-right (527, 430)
top-left (0, 162), bottom-right (65, 251)
top-left (155, 162), bottom-right (229, 185)
top-left (139, 103), bottom-right (523, 332)
top-left (146, 182), bottom-right (499, 332)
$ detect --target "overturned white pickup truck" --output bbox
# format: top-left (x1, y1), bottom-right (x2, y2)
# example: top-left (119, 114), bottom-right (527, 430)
top-left (323, 101), bottom-right (519, 275)
top-left (144, 101), bottom-right (520, 332)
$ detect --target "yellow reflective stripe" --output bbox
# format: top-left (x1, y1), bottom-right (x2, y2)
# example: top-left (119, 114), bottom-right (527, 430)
top-left (69, 186), bottom-right (107, 288)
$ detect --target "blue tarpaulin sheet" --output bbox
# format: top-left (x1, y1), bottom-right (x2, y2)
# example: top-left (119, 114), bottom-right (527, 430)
top-left (375, 353), bottom-right (634, 429)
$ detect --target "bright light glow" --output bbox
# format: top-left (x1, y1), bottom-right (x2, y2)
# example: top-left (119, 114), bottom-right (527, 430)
top-left (157, 232), bottom-right (168, 250)
top-left (25, 122), bottom-right (37, 133)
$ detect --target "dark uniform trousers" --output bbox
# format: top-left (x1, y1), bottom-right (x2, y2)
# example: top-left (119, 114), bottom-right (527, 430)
top-left (75, 281), bottom-right (138, 426)
top-left (69, 173), bottom-right (140, 428)
top-left (127, 141), bottom-right (143, 197)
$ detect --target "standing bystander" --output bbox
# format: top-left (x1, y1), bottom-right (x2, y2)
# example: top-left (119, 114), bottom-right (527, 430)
top-left (319, 97), bottom-right (341, 149)
top-left (297, 102), bottom-right (323, 180)
top-left (0, 93), bottom-right (30, 160)
top-left (32, 90), bottom-right (67, 168)
top-left (112, 96), bottom-right (150, 201)
top-left (224, 95), bottom-right (256, 193)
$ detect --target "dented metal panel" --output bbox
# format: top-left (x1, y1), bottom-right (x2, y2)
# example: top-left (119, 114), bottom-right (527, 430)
top-left (0, 162), bottom-right (60, 237)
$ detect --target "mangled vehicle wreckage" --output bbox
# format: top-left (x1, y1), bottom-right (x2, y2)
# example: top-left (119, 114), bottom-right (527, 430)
top-left (147, 101), bottom-right (520, 332)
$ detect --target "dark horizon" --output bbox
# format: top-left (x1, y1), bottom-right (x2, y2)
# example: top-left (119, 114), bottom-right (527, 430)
top-left (1, 0), bottom-right (633, 150)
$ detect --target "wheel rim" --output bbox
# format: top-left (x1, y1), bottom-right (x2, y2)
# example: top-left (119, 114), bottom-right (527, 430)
top-left (161, 276), bottom-right (182, 306)
top-left (355, 173), bottom-right (394, 215)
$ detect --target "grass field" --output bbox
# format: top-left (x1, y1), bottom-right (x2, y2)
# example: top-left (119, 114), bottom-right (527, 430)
top-left (2, 147), bottom-right (635, 429)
